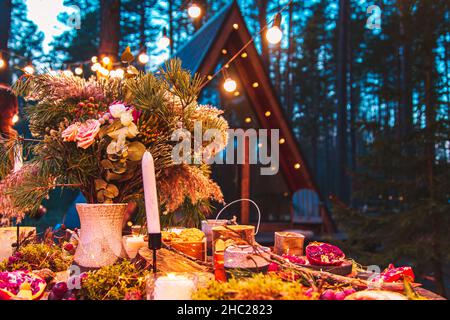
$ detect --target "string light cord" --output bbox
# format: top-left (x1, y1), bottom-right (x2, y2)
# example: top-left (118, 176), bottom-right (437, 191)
top-left (199, 0), bottom-right (293, 90)
top-left (1, 0), bottom-right (292, 78)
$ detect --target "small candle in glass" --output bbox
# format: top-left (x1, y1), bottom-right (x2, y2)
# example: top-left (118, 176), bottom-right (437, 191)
top-left (274, 231), bottom-right (305, 256)
top-left (122, 235), bottom-right (147, 259)
top-left (147, 273), bottom-right (197, 300)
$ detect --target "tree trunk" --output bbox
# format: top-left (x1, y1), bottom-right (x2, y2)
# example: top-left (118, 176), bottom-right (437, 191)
top-left (397, 1), bottom-right (413, 136)
top-left (0, 0), bottom-right (12, 84)
top-left (99, 0), bottom-right (121, 60)
top-left (336, 0), bottom-right (349, 203)
top-left (139, 0), bottom-right (146, 49)
top-left (421, 2), bottom-right (447, 297)
top-left (285, 1), bottom-right (294, 119)
top-left (168, 0), bottom-right (174, 56)
top-left (258, 0), bottom-right (270, 71)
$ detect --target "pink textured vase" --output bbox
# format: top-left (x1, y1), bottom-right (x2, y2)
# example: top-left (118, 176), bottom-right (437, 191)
top-left (74, 204), bottom-right (127, 268)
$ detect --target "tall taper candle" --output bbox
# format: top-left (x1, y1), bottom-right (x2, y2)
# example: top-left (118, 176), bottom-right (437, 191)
top-left (142, 151), bottom-right (161, 234)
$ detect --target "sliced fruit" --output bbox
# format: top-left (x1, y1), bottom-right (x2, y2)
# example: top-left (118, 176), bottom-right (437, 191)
top-left (0, 271), bottom-right (46, 300)
top-left (305, 242), bottom-right (345, 266)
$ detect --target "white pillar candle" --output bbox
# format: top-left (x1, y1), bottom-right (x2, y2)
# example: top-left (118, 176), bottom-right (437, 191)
top-left (154, 273), bottom-right (196, 300)
top-left (142, 151), bottom-right (161, 234)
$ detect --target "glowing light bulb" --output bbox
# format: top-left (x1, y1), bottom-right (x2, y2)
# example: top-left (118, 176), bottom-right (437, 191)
top-left (115, 68), bottom-right (124, 78)
top-left (279, 138), bottom-right (286, 144)
top-left (102, 56), bottom-right (111, 65)
top-left (138, 52), bottom-right (150, 64)
top-left (233, 23), bottom-right (239, 30)
top-left (99, 67), bottom-right (109, 76)
top-left (252, 82), bottom-right (259, 88)
top-left (188, 3), bottom-right (201, 18)
top-left (223, 78), bottom-right (237, 92)
top-left (266, 13), bottom-right (283, 45)
top-left (265, 111), bottom-right (271, 117)
top-left (245, 117), bottom-right (252, 124)
top-left (12, 114), bottom-right (19, 124)
top-left (158, 35), bottom-right (171, 49)
top-left (91, 56), bottom-right (98, 63)
top-left (0, 58), bottom-right (5, 69)
top-left (75, 67), bottom-right (83, 75)
top-left (23, 65), bottom-right (35, 75)
top-left (91, 63), bottom-right (101, 72)
top-left (294, 163), bottom-right (301, 170)
top-left (266, 26), bottom-right (283, 44)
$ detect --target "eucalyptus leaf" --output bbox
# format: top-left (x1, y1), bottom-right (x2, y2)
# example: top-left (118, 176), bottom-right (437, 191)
top-left (101, 159), bottom-right (114, 170)
top-left (106, 184), bottom-right (119, 198)
top-left (97, 190), bottom-right (106, 202)
top-left (94, 179), bottom-right (107, 191)
top-left (127, 141), bottom-right (146, 161)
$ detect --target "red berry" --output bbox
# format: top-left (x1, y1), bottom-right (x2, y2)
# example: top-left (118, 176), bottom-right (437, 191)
top-left (268, 262), bottom-right (279, 272)
top-left (334, 291), bottom-right (346, 300)
top-left (52, 282), bottom-right (68, 298)
top-left (64, 243), bottom-right (74, 252)
top-left (320, 289), bottom-right (336, 300)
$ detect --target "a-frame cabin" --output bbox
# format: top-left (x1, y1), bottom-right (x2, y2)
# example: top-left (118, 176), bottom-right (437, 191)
top-left (173, 1), bottom-right (335, 235)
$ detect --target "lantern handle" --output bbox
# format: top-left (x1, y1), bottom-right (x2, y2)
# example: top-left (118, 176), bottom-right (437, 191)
top-left (215, 199), bottom-right (261, 235)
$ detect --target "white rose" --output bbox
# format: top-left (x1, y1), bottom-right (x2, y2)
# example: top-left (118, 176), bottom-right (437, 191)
top-left (109, 103), bottom-right (127, 118)
top-left (120, 111), bottom-right (134, 127)
top-left (126, 122), bottom-right (139, 138)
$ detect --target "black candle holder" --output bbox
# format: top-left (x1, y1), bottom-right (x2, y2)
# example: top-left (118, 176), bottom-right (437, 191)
top-left (148, 233), bottom-right (162, 273)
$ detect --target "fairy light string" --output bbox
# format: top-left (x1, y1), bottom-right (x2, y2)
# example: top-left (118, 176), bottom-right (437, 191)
top-left (0, 0), bottom-right (292, 81)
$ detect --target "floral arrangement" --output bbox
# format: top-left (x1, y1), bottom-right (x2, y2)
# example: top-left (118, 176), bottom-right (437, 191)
top-left (0, 56), bottom-right (228, 225)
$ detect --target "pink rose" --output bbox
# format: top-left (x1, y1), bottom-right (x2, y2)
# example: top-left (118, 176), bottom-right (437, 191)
top-left (76, 119), bottom-right (101, 149)
top-left (62, 123), bottom-right (81, 142)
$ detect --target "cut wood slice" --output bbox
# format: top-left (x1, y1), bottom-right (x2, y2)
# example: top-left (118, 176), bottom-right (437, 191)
top-left (297, 259), bottom-right (353, 276)
top-left (138, 247), bottom-right (211, 273)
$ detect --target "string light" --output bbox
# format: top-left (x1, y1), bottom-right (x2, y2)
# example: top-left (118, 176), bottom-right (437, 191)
top-left (222, 49), bottom-right (227, 55)
top-left (91, 62), bottom-right (101, 72)
top-left (74, 66), bottom-right (83, 75)
top-left (245, 117), bottom-right (252, 123)
top-left (12, 114), bottom-right (19, 124)
top-left (91, 56), bottom-right (98, 63)
top-left (138, 51), bottom-right (150, 64)
top-left (188, 3), bottom-right (202, 19)
top-left (265, 111), bottom-right (271, 117)
top-left (233, 23), bottom-right (239, 30)
top-left (294, 163), bottom-right (301, 170)
top-left (252, 82), bottom-right (259, 88)
top-left (99, 67), bottom-right (109, 77)
top-left (0, 57), bottom-right (5, 69)
top-left (102, 56), bottom-right (111, 65)
top-left (23, 64), bottom-right (35, 75)
top-left (279, 138), bottom-right (286, 144)
top-left (266, 13), bottom-right (283, 45)
top-left (241, 52), bottom-right (248, 58)
top-left (158, 27), bottom-right (171, 49)
top-left (115, 68), bottom-right (124, 78)
top-left (234, 91), bottom-right (240, 97)
top-left (199, 0), bottom-right (292, 90)
top-left (223, 77), bottom-right (237, 92)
